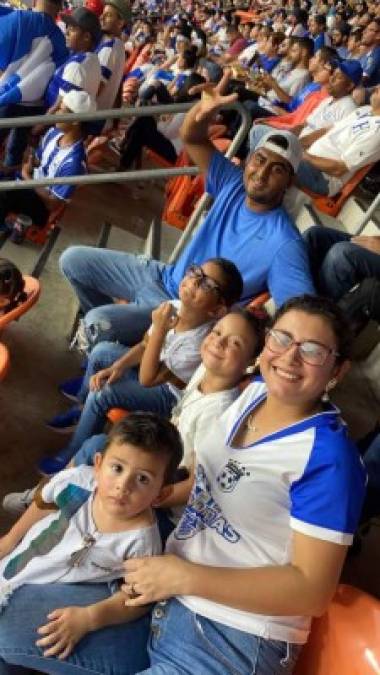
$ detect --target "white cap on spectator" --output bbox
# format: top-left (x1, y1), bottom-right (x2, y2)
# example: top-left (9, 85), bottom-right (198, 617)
top-left (62, 90), bottom-right (97, 115)
top-left (255, 130), bottom-right (303, 173)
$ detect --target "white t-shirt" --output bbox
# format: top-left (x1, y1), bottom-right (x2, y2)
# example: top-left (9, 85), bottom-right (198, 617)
top-left (96, 36), bottom-right (125, 110)
top-left (308, 105), bottom-right (380, 195)
top-left (300, 95), bottom-right (357, 137)
top-left (45, 52), bottom-right (101, 108)
top-left (259, 67), bottom-right (310, 111)
top-left (0, 465), bottom-right (161, 608)
top-left (172, 364), bottom-right (240, 468)
top-left (152, 300), bottom-right (214, 397)
top-left (167, 379), bottom-right (366, 644)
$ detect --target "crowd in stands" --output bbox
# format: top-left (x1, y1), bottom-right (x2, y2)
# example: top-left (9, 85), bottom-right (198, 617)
top-left (0, 0), bottom-right (379, 672)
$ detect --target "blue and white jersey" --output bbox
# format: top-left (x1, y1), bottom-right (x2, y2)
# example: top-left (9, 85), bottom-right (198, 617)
top-left (34, 127), bottom-right (86, 201)
top-left (167, 379), bottom-right (366, 644)
top-left (95, 36), bottom-right (125, 110)
top-left (0, 10), bottom-right (67, 103)
top-left (45, 51), bottom-right (101, 108)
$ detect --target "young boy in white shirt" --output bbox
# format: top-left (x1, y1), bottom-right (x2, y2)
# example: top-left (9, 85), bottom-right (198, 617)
top-left (0, 413), bottom-right (182, 660)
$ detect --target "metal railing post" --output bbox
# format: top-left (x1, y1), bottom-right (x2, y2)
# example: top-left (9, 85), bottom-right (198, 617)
top-left (0, 100), bottom-right (252, 263)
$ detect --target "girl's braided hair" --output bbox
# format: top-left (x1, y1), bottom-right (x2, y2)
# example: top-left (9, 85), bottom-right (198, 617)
top-left (0, 258), bottom-right (27, 313)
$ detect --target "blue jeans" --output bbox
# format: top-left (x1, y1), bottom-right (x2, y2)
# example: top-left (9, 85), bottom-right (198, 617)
top-left (249, 124), bottom-right (329, 196)
top-left (139, 598), bottom-right (302, 674)
top-left (0, 104), bottom-right (45, 167)
top-left (303, 225), bottom-right (380, 299)
top-left (61, 341), bottom-right (177, 463)
top-left (0, 583), bottom-right (151, 675)
top-left (60, 248), bottom-right (172, 347)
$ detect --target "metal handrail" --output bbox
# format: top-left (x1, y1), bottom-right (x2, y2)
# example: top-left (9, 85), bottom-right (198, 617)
top-left (0, 100), bottom-right (252, 262)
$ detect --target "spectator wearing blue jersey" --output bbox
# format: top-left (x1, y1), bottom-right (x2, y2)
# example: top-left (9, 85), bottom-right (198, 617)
top-left (0, 296), bottom-right (366, 675)
top-left (360, 19), bottom-right (380, 87)
top-left (331, 21), bottom-right (351, 59)
top-left (308, 14), bottom-right (331, 53)
top-left (60, 72), bottom-right (315, 351)
top-left (0, 90), bottom-right (94, 232)
top-left (0, 0), bottom-right (68, 171)
top-left (44, 8), bottom-right (102, 113)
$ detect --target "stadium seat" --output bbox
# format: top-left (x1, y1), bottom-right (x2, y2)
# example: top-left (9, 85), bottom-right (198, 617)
top-left (0, 275), bottom-right (41, 332)
top-left (0, 342), bottom-right (10, 381)
top-left (107, 408), bottom-right (129, 424)
top-left (301, 164), bottom-right (374, 218)
top-left (25, 203), bottom-right (66, 246)
top-left (294, 584), bottom-right (380, 675)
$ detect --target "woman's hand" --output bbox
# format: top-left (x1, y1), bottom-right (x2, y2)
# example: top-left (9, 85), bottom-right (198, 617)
top-left (90, 364), bottom-right (124, 391)
top-left (188, 70), bottom-right (238, 123)
top-left (151, 302), bottom-right (178, 335)
top-left (0, 534), bottom-right (17, 560)
top-left (36, 606), bottom-right (90, 659)
top-left (122, 555), bottom-right (194, 606)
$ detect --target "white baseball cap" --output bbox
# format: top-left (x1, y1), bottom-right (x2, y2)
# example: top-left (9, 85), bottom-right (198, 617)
top-left (62, 90), bottom-right (97, 115)
top-left (255, 130), bottom-right (303, 173)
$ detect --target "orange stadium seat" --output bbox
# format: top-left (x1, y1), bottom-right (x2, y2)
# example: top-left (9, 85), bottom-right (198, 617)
top-left (300, 164), bottom-right (374, 218)
top-left (294, 584), bottom-right (380, 675)
top-left (0, 275), bottom-right (41, 333)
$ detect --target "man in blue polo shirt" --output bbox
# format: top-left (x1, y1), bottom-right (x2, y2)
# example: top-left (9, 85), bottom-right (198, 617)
top-left (360, 18), bottom-right (380, 87)
top-left (0, 0), bottom-right (68, 170)
top-left (60, 73), bottom-right (315, 351)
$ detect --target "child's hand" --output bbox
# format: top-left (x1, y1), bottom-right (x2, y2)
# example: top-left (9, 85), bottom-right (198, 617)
top-left (36, 606), bottom-right (90, 660)
top-left (90, 364), bottom-right (124, 391)
top-left (151, 302), bottom-right (178, 334)
top-left (0, 534), bottom-right (17, 560)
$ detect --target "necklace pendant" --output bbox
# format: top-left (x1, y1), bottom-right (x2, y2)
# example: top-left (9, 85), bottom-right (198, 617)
top-left (247, 417), bottom-right (258, 433)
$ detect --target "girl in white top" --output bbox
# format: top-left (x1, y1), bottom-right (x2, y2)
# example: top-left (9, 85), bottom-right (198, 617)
top-left (160, 309), bottom-right (265, 515)
top-left (122, 295), bottom-right (367, 675)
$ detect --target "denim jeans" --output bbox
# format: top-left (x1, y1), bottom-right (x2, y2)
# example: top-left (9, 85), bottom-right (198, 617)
top-left (249, 124), bottom-right (329, 196)
top-left (0, 104), bottom-right (45, 166)
top-left (139, 598), bottom-right (302, 675)
top-left (61, 341), bottom-right (177, 463)
top-left (0, 583), bottom-right (151, 675)
top-left (60, 247), bottom-right (172, 347)
top-left (303, 225), bottom-right (380, 299)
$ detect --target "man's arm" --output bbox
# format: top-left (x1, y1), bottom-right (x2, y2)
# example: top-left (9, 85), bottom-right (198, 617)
top-left (303, 151), bottom-right (348, 177)
top-left (180, 70), bottom-right (238, 174)
top-left (299, 127), bottom-right (330, 149)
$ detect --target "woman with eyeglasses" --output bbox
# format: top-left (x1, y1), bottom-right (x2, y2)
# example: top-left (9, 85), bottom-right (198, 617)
top-left (0, 295), bottom-right (366, 675)
top-left (117, 294), bottom-right (366, 674)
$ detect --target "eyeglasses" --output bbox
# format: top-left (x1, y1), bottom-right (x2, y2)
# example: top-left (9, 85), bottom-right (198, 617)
top-left (265, 328), bottom-right (339, 366)
top-left (185, 264), bottom-right (223, 297)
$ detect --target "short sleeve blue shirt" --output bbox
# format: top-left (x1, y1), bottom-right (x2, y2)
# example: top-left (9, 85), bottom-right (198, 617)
top-left (162, 152), bottom-right (315, 306)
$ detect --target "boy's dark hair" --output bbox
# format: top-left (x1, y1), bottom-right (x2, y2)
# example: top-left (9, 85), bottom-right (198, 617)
top-left (207, 257), bottom-right (244, 306)
top-left (182, 47), bottom-right (198, 70)
top-left (270, 294), bottom-right (353, 362)
top-left (0, 258), bottom-right (26, 312)
top-left (105, 412), bottom-right (183, 484)
top-left (230, 308), bottom-right (266, 358)
top-left (318, 45), bottom-right (338, 63)
top-left (294, 36), bottom-right (314, 58)
top-left (314, 14), bottom-right (327, 28)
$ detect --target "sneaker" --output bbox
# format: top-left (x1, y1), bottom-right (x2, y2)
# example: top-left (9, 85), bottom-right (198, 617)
top-left (45, 406), bottom-right (81, 433)
top-left (37, 455), bottom-right (68, 476)
top-left (2, 486), bottom-right (37, 515)
top-left (59, 377), bottom-right (84, 403)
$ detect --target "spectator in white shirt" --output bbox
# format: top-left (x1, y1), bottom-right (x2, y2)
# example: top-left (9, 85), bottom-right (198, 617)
top-left (96, 0), bottom-right (131, 115)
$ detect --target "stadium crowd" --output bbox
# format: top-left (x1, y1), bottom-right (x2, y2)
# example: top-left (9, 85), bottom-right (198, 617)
top-left (0, 0), bottom-right (379, 672)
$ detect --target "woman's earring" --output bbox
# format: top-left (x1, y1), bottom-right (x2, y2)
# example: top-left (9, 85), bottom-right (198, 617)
top-left (322, 378), bottom-right (338, 401)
